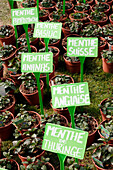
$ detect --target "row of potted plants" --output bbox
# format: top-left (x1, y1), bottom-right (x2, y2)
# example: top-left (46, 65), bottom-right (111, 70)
top-left (0, 0), bottom-right (113, 169)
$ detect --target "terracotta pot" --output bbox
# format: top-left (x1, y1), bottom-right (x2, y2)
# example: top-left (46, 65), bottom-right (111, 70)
top-left (0, 158), bottom-right (20, 170)
top-left (88, 14), bottom-right (108, 26)
top-left (74, 4), bottom-right (91, 14)
top-left (19, 80), bottom-right (44, 106)
top-left (40, 38), bottom-right (61, 48)
top-left (18, 30), bottom-right (38, 47)
top-left (9, 72), bottom-right (22, 86)
top-left (1, 77), bottom-right (16, 94)
top-left (91, 3), bottom-right (110, 15)
top-left (63, 53), bottom-right (80, 73)
top-left (43, 113), bottom-right (69, 127)
top-left (40, 64), bottom-right (55, 86)
top-left (0, 40), bottom-right (3, 47)
top-left (107, 37), bottom-right (113, 50)
top-left (92, 145), bottom-right (113, 170)
top-left (39, 10), bottom-right (49, 21)
top-left (39, 1), bottom-right (56, 12)
top-left (14, 111), bottom-right (41, 138)
top-left (87, 117), bottom-right (98, 147)
top-left (70, 115), bottom-right (98, 147)
top-left (0, 25), bottom-right (15, 45)
top-left (62, 24), bottom-right (81, 37)
top-left (20, 0), bottom-right (36, 8)
top-left (49, 46), bottom-right (60, 68)
top-left (99, 97), bottom-right (113, 121)
top-left (98, 37), bottom-right (106, 58)
top-left (69, 12), bottom-right (89, 23)
top-left (55, 1), bottom-right (74, 14)
top-left (18, 138), bottom-right (45, 167)
top-left (95, 0), bottom-right (112, 5)
top-left (98, 120), bottom-right (113, 144)
top-left (77, 0), bottom-right (94, 5)
top-left (15, 45), bottom-right (37, 57)
top-left (109, 14), bottom-right (113, 25)
top-left (0, 111), bottom-right (14, 141)
top-left (102, 24), bottom-right (113, 38)
top-left (49, 74), bottom-right (74, 87)
top-left (50, 99), bottom-right (71, 122)
top-left (0, 94), bottom-right (15, 115)
top-left (1, 45), bottom-right (16, 67)
top-left (49, 12), bottom-right (68, 22)
top-left (102, 57), bottom-right (113, 73)
top-left (45, 162), bottom-right (55, 170)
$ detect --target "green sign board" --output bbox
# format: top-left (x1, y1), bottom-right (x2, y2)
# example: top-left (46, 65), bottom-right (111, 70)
top-left (51, 82), bottom-right (90, 108)
top-left (0, 168), bottom-right (8, 170)
top-left (11, 7), bottom-right (38, 25)
top-left (33, 22), bottom-right (62, 39)
top-left (42, 123), bottom-right (88, 159)
top-left (67, 38), bottom-right (98, 57)
top-left (21, 52), bottom-right (53, 73)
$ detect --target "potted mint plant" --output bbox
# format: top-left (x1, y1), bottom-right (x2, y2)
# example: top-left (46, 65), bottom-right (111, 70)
top-left (19, 73), bottom-right (44, 106)
top-left (39, 0), bottom-right (56, 12)
top-left (0, 94), bottom-right (15, 115)
top-left (0, 158), bottom-right (20, 170)
top-left (62, 20), bottom-right (83, 37)
top-left (21, 0), bottom-right (36, 8)
top-left (12, 104), bottom-right (41, 138)
top-left (0, 25), bottom-right (15, 45)
top-left (88, 11), bottom-right (108, 26)
top-left (87, 140), bottom-right (113, 170)
top-left (0, 111), bottom-right (14, 140)
top-left (99, 97), bottom-right (113, 120)
top-left (20, 156), bottom-right (55, 170)
top-left (98, 119), bottom-right (113, 144)
top-left (101, 50), bottom-right (113, 73)
top-left (0, 44), bottom-right (16, 66)
top-left (49, 10), bottom-right (68, 22)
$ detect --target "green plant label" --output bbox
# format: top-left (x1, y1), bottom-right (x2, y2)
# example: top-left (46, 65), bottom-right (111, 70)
top-left (21, 52), bottom-right (53, 73)
top-left (42, 123), bottom-right (88, 159)
top-left (0, 86), bottom-right (6, 96)
top-left (67, 38), bottom-right (98, 57)
top-left (0, 168), bottom-right (8, 170)
top-left (33, 22), bottom-right (62, 39)
top-left (51, 82), bottom-right (90, 108)
top-left (100, 125), bottom-right (110, 139)
top-left (11, 7), bottom-right (38, 25)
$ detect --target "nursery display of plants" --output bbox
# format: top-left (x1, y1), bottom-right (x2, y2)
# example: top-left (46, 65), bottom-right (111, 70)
top-left (0, 0), bottom-right (113, 169)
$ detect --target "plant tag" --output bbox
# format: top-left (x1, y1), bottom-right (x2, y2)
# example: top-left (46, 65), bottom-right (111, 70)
top-left (51, 82), bottom-right (90, 108)
top-left (100, 125), bottom-right (110, 139)
top-left (92, 157), bottom-right (104, 168)
top-left (21, 52), bottom-right (53, 73)
top-left (67, 37), bottom-right (98, 57)
top-left (42, 123), bottom-right (88, 159)
top-left (0, 168), bottom-right (8, 170)
top-left (0, 86), bottom-right (6, 96)
top-left (11, 7), bottom-right (38, 25)
top-left (33, 22), bottom-right (62, 39)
